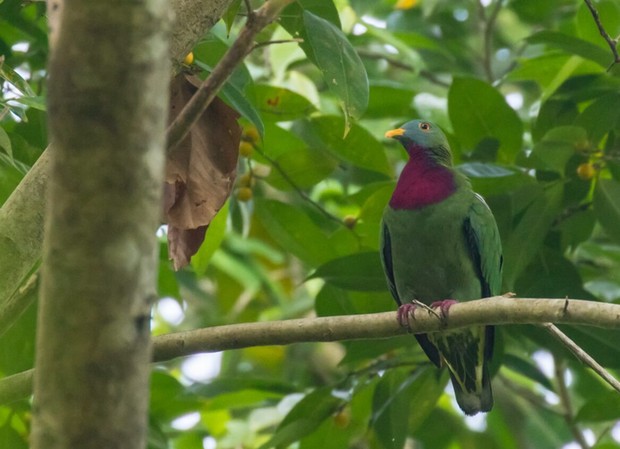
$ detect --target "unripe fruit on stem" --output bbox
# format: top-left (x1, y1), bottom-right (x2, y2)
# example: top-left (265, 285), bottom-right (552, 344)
top-left (239, 172), bottom-right (254, 187)
top-left (576, 162), bottom-right (596, 180)
top-left (239, 141), bottom-right (254, 158)
top-left (343, 215), bottom-right (357, 229)
top-left (236, 187), bottom-right (253, 202)
top-left (243, 126), bottom-right (260, 144)
top-left (183, 52), bottom-right (194, 65)
top-left (332, 407), bottom-right (351, 428)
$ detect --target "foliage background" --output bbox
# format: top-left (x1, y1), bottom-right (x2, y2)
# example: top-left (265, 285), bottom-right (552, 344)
top-left (1, 0), bottom-right (620, 448)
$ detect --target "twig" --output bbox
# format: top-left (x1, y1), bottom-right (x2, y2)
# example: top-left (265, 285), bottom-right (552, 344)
top-left (3, 297), bottom-right (620, 404)
top-left (356, 49), bottom-right (451, 88)
top-left (542, 323), bottom-right (620, 394)
top-left (166, 0), bottom-right (294, 154)
top-left (477, 0), bottom-right (504, 82)
top-left (253, 38), bottom-right (304, 50)
top-left (252, 145), bottom-right (346, 227)
top-left (554, 355), bottom-right (589, 449)
top-left (583, 0), bottom-right (620, 70)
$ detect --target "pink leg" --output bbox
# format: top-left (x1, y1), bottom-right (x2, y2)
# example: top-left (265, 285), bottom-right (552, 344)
top-left (397, 303), bottom-right (417, 329)
top-left (430, 299), bottom-right (458, 318)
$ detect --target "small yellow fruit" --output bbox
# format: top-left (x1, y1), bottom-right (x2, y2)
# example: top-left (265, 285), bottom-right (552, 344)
top-left (395, 0), bottom-right (418, 9)
top-left (343, 215), bottom-right (357, 229)
top-left (236, 187), bottom-right (253, 202)
top-left (576, 162), bottom-right (596, 180)
top-left (239, 141), bottom-right (254, 158)
top-left (243, 126), bottom-right (260, 144)
top-left (238, 172), bottom-right (252, 187)
top-left (183, 52), bottom-right (194, 65)
top-left (333, 407), bottom-right (351, 428)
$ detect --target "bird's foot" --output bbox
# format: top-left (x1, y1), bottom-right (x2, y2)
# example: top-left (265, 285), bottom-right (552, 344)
top-left (430, 299), bottom-right (458, 319)
top-left (397, 300), bottom-right (440, 329)
top-left (397, 303), bottom-right (417, 330)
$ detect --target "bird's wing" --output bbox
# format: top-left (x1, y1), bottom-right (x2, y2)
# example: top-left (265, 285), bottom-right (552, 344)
top-left (379, 220), bottom-right (400, 304)
top-left (463, 193), bottom-right (503, 298)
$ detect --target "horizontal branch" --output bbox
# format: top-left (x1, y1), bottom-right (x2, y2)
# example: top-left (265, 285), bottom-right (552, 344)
top-left (2, 296), bottom-right (619, 404)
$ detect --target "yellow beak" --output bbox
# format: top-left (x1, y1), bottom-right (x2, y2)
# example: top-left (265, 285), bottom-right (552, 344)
top-left (385, 128), bottom-right (405, 138)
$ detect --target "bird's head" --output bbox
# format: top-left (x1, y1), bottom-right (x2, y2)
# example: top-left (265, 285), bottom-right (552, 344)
top-left (385, 120), bottom-right (452, 166)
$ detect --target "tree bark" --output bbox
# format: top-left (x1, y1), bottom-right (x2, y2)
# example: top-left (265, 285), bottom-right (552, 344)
top-left (30, 1), bottom-right (171, 448)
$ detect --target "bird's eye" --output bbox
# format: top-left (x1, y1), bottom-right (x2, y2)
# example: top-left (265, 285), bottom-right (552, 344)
top-left (419, 122), bottom-right (431, 131)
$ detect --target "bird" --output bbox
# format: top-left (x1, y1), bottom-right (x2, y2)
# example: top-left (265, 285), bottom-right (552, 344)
top-left (380, 119), bottom-right (503, 415)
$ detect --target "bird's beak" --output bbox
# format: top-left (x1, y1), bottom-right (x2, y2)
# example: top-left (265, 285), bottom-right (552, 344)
top-left (385, 128), bottom-right (405, 138)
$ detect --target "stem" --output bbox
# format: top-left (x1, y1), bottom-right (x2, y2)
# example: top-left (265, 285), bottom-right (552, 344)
top-left (478, 0), bottom-right (503, 82)
top-left (542, 323), bottom-right (620, 394)
top-left (554, 355), bottom-right (589, 449)
top-left (583, 0), bottom-right (620, 70)
top-left (166, 0), bottom-right (293, 154)
top-left (252, 145), bottom-right (346, 227)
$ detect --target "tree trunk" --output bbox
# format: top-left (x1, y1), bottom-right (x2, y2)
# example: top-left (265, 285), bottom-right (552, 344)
top-left (31, 1), bottom-right (171, 448)
top-left (0, 0), bottom-right (236, 340)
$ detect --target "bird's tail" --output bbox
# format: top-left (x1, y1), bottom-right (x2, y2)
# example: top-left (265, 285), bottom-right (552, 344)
top-left (430, 325), bottom-right (493, 415)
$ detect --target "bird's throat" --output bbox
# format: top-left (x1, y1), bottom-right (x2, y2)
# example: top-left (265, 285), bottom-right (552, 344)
top-left (389, 153), bottom-right (456, 210)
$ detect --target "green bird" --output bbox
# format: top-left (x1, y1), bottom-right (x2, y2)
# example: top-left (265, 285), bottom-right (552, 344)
top-left (380, 120), bottom-right (503, 415)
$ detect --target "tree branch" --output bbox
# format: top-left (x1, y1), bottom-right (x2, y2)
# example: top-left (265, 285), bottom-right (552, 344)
top-left (166, 0), bottom-right (293, 153)
top-left (3, 296), bottom-right (620, 405)
top-left (583, 0), bottom-right (620, 70)
top-left (553, 355), bottom-right (590, 449)
top-left (543, 323), bottom-right (620, 394)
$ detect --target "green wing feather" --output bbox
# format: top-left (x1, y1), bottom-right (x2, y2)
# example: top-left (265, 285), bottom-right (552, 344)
top-left (434, 193), bottom-right (502, 414)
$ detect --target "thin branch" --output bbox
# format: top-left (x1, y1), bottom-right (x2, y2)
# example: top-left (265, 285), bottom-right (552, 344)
top-left (3, 296), bottom-right (620, 405)
top-left (252, 145), bottom-right (347, 227)
top-left (166, 0), bottom-right (294, 154)
top-left (583, 0), bottom-right (620, 70)
top-left (477, 0), bottom-right (503, 82)
top-left (253, 38), bottom-right (304, 50)
top-left (553, 354), bottom-right (590, 449)
top-left (543, 323), bottom-right (620, 394)
top-left (356, 49), bottom-right (451, 88)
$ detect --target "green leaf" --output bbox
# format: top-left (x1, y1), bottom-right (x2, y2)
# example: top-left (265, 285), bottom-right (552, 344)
top-left (458, 162), bottom-right (515, 178)
top-left (255, 199), bottom-right (336, 266)
top-left (222, 0), bottom-right (242, 35)
top-left (448, 77), bottom-right (523, 163)
top-left (526, 30), bottom-right (610, 68)
top-left (295, 116), bottom-right (392, 176)
top-left (529, 126), bottom-right (587, 173)
top-left (191, 201), bottom-right (229, 275)
top-left (575, 92), bottom-right (620, 143)
top-left (406, 366), bottom-right (449, 432)
top-left (365, 82), bottom-right (417, 119)
top-left (253, 84), bottom-right (316, 122)
top-left (576, 394), bottom-right (620, 422)
top-left (302, 11), bottom-right (369, 133)
top-left (503, 182), bottom-right (563, 289)
top-left (259, 387), bottom-right (344, 449)
top-left (309, 252), bottom-right (386, 291)
top-left (593, 179), bottom-right (620, 243)
top-left (265, 147), bottom-right (337, 191)
top-left (502, 354), bottom-right (554, 391)
top-left (371, 368), bottom-right (412, 449)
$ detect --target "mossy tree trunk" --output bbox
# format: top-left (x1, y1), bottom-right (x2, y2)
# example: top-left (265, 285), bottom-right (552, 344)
top-left (31, 1), bottom-right (171, 448)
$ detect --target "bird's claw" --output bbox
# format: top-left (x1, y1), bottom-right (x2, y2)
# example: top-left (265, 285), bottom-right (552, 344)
top-left (430, 299), bottom-right (458, 319)
top-left (397, 303), bottom-right (417, 330)
top-left (397, 300), bottom-right (441, 329)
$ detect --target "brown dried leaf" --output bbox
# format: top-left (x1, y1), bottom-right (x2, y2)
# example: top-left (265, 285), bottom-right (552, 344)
top-left (165, 73), bottom-right (241, 270)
